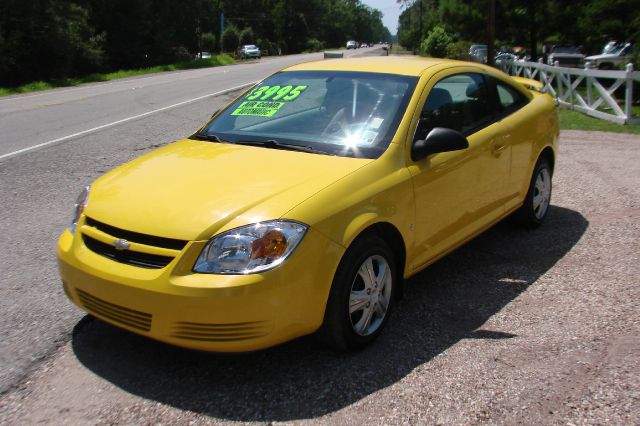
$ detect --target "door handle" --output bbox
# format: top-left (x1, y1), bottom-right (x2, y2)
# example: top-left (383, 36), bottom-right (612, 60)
top-left (492, 144), bottom-right (507, 156)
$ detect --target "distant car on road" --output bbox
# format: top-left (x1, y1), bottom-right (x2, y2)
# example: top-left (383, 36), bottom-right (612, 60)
top-left (586, 42), bottom-right (633, 69)
top-left (58, 57), bottom-right (558, 354)
top-left (548, 45), bottom-right (585, 68)
top-left (346, 40), bottom-right (357, 49)
top-left (239, 45), bottom-right (261, 59)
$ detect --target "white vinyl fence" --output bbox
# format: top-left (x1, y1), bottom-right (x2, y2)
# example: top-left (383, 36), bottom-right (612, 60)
top-left (501, 60), bottom-right (640, 125)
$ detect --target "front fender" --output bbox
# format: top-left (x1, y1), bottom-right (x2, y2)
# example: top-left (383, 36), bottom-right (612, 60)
top-left (283, 146), bottom-right (415, 273)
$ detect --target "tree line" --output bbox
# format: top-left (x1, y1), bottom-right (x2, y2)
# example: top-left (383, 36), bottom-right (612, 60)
top-left (0, 0), bottom-right (392, 87)
top-left (397, 0), bottom-right (640, 60)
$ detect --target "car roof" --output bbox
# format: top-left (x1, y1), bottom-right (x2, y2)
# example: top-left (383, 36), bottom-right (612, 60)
top-left (283, 56), bottom-right (455, 77)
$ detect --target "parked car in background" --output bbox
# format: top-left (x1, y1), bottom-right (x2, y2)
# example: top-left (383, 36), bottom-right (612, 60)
top-left (346, 40), bottom-right (357, 49)
top-left (469, 44), bottom-right (487, 56)
top-left (196, 51), bottom-right (212, 59)
top-left (586, 42), bottom-right (633, 69)
top-left (58, 57), bottom-right (558, 353)
top-left (494, 52), bottom-right (519, 68)
top-left (602, 40), bottom-right (619, 54)
top-left (239, 45), bottom-right (261, 59)
top-left (547, 45), bottom-right (585, 68)
top-left (470, 47), bottom-right (488, 63)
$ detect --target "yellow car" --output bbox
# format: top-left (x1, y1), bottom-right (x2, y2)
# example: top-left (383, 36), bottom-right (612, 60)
top-left (58, 57), bottom-right (558, 352)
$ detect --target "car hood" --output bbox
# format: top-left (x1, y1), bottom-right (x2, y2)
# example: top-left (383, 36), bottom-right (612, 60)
top-left (85, 139), bottom-right (371, 241)
top-left (585, 53), bottom-right (618, 61)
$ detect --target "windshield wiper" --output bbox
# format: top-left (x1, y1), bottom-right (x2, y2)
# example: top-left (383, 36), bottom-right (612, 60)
top-left (191, 133), bottom-right (228, 143)
top-left (232, 139), bottom-right (332, 155)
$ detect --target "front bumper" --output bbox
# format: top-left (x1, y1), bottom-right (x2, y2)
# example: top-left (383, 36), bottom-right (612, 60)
top-left (58, 224), bottom-right (344, 352)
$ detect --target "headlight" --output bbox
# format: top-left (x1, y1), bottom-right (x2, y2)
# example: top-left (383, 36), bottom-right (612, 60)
top-left (70, 185), bottom-right (90, 235)
top-left (194, 220), bottom-right (308, 274)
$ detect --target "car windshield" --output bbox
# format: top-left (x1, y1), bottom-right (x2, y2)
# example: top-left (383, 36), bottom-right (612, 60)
top-left (196, 70), bottom-right (417, 159)
top-left (553, 46), bottom-right (581, 54)
top-left (610, 45), bottom-right (630, 55)
top-left (244, 45), bottom-right (257, 50)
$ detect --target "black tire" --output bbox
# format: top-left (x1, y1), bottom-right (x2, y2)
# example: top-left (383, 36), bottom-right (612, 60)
top-left (318, 234), bottom-right (397, 352)
top-left (515, 157), bottom-right (553, 228)
top-left (598, 63), bottom-right (613, 70)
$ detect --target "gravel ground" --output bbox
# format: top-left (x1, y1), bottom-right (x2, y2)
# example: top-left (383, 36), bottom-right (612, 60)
top-left (0, 129), bottom-right (638, 425)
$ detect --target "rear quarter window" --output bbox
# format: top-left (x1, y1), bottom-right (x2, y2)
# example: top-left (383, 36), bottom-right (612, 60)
top-left (495, 80), bottom-right (529, 115)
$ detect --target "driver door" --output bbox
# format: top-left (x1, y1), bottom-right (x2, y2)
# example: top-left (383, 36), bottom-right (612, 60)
top-left (407, 69), bottom-right (510, 271)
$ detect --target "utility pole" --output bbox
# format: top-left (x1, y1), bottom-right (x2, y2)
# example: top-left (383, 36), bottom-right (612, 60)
top-left (219, 1), bottom-right (225, 53)
top-left (487, 0), bottom-right (495, 66)
top-left (528, 0), bottom-right (537, 61)
top-left (197, 17), bottom-right (202, 56)
top-left (419, 0), bottom-right (423, 40)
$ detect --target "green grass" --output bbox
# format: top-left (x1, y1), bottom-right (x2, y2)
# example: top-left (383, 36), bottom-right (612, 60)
top-left (558, 108), bottom-right (640, 134)
top-left (0, 54), bottom-right (235, 97)
top-left (389, 44), bottom-right (413, 55)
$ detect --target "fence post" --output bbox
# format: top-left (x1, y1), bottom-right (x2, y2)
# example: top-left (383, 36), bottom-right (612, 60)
top-left (555, 61), bottom-right (563, 101)
top-left (586, 62), bottom-right (592, 106)
top-left (625, 63), bottom-right (634, 124)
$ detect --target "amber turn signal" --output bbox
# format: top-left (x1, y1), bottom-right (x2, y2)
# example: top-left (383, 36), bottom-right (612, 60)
top-left (251, 229), bottom-right (287, 259)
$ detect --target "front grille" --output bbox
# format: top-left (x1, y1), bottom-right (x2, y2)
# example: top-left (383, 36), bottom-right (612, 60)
top-left (83, 235), bottom-right (174, 269)
top-left (171, 321), bottom-right (271, 342)
top-left (76, 289), bottom-right (152, 332)
top-left (85, 217), bottom-right (187, 250)
top-left (82, 217), bottom-right (188, 269)
top-left (557, 58), bottom-right (583, 68)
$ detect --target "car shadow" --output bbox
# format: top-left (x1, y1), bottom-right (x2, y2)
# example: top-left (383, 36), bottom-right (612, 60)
top-left (71, 205), bottom-right (587, 421)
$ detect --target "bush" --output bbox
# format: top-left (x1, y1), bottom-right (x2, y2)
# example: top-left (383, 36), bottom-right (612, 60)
top-left (201, 32), bottom-right (216, 52)
top-left (445, 40), bottom-right (470, 60)
top-left (306, 38), bottom-right (324, 52)
top-left (221, 24), bottom-right (240, 53)
top-left (419, 25), bottom-right (452, 58)
top-left (239, 27), bottom-right (254, 46)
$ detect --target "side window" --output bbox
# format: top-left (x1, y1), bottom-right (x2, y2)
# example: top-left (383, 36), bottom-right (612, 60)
top-left (495, 81), bottom-right (528, 114)
top-left (415, 73), bottom-right (493, 140)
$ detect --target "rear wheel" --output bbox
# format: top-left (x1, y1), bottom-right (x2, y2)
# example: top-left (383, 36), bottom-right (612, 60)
top-left (319, 234), bottom-right (396, 351)
top-left (515, 157), bottom-right (552, 228)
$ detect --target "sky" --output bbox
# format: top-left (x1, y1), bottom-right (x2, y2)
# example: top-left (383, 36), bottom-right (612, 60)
top-left (361, 0), bottom-right (403, 35)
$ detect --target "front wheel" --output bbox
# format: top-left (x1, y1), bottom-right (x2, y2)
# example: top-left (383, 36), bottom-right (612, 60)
top-left (515, 157), bottom-right (552, 228)
top-left (318, 234), bottom-right (397, 351)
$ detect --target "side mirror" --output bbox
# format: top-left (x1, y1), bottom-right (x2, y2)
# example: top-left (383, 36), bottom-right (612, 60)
top-left (411, 127), bottom-right (469, 161)
top-left (211, 109), bottom-right (220, 118)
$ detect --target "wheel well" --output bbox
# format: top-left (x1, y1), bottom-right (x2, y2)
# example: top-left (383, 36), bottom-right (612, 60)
top-left (540, 147), bottom-right (555, 174)
top-left (354, 222), bottom-right (407, 300)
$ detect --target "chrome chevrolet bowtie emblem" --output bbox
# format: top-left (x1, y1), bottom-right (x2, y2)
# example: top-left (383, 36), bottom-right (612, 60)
top-left (113, 239), bottom-right (131, 251)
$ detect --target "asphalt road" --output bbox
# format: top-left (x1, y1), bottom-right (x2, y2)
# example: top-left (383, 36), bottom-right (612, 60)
top-left (1, 49), bottom-right (639, 424)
